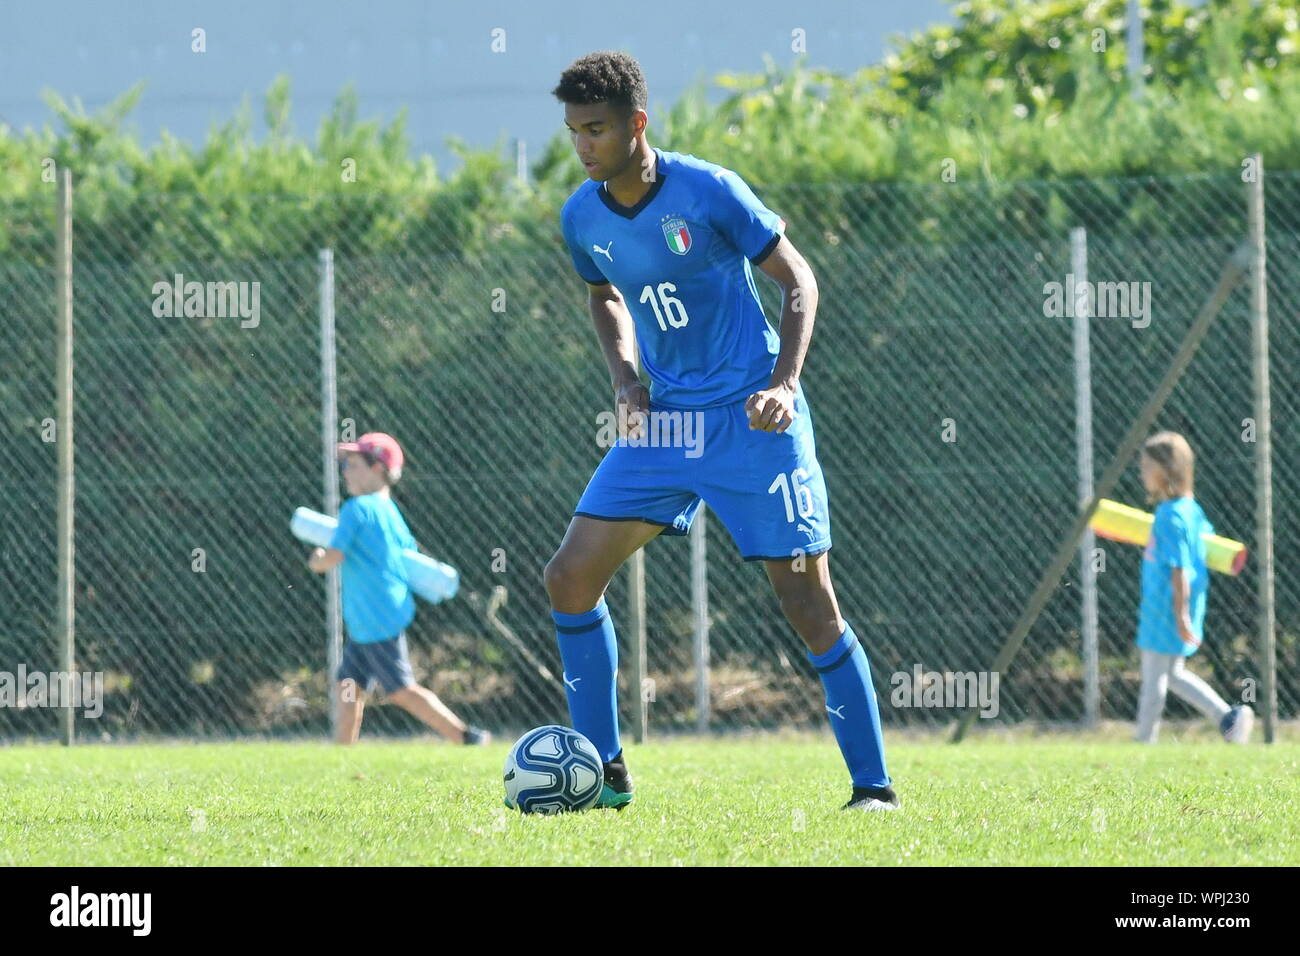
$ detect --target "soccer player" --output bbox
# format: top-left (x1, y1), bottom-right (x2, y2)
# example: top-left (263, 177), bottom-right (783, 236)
top-left (545, 51), bottom-right (897, 811)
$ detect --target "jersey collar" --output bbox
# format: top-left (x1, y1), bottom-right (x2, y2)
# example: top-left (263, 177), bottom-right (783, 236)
top-left (598, 148), bottom-right (667, 219)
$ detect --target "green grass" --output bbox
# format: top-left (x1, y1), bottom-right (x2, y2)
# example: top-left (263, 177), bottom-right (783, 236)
top-left (3, 735), bottom-right (1297, 866)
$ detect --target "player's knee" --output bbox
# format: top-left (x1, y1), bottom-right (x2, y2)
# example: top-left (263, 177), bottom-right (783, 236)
top-left (544, 552), bottom-right (591, 608)
top-left (542, 553), bottom-right (566, 598)
top-left (783, 603), bottom-right (834, 640)
top-left (774, 580), bottom-right (817, 621)
top-left (774, 585), bottom-right (838, 642)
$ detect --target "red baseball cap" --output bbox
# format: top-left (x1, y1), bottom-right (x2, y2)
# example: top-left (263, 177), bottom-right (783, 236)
top-left (338, 432), bottom-right (404, 477)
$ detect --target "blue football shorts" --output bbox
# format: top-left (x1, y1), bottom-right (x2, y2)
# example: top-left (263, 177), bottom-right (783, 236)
top-left (573, 384), bottom-right (832, 561)
top-left (336, 632), bottom-right (416, 695)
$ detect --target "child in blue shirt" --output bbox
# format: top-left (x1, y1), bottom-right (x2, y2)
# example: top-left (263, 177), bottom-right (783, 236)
top-left (308, 432), bottom-right (489, 746)
top-left (1134, 431), bottom-right (1252, 743)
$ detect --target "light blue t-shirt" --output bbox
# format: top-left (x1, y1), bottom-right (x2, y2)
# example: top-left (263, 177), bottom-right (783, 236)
top-left (560, 147), bottom-right (785, 409)
top-left (329, 493), bottom-right (416, 643)
top-left (1137, 496), bottom-right (1212, 657)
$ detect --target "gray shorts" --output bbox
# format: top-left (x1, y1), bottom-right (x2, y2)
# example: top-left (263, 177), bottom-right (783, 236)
top-left (337, 633), bottom-right (415, 695)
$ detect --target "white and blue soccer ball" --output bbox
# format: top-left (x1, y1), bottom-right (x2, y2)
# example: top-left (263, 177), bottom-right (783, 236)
top-left (503, 725), bottom-right (603, 814)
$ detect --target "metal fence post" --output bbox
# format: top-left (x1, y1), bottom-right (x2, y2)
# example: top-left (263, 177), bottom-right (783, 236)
top-left (514, 138), bottom-right (528, 186)
top-left (320, 248), bottom-right (343, 739)
top-left (1247, 154), bottom-right (1276, 743)
top-left (1071, 227), bottom-right (1099, 727)
top-left (627, 346), bottom-right (649, 743)
top-left (1127, 0), bottom-right (1145, 100)
top-left (628, 549), bottom-right (647, 743)
top-left (56, 169), bottom-right (75, 746)
top-left (692, 503), bottom-right (710, 733)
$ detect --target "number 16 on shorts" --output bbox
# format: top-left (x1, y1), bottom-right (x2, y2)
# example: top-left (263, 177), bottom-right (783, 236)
top-left (759, 466), bottom-right (830, 560)
top-left (769, 468), bottom-right (816, 524)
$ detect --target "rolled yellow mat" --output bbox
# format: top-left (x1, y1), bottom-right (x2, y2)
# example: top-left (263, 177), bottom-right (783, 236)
top-left (1089, 498), bottom-right (1247, 576)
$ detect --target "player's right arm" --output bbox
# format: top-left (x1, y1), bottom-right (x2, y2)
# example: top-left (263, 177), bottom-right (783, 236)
top-left (308, 547), bottom-right (344, 573)
top-left (587, 282), bottom-right (648, 439)
top-left (560, 199), bottom-right (647, 438)
top-left (311, 498), bottom-right (362, 572)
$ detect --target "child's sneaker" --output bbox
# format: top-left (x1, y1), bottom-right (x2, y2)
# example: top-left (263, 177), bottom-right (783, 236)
top-left (1220, 705), bottom-right (1254, 744)
top-left (595, 751), bottom-right (634, 810)
top-left (462, 725), bottom-right (492, 746)
top-left (843, 785), bottom-right (901, 811)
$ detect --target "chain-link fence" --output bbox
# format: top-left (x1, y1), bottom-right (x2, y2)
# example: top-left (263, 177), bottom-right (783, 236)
top-left (1, 170), bottom-right (1295, 740)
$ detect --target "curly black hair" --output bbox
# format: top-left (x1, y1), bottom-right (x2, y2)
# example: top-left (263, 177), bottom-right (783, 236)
top-left (552, 51), bottom-right (647, 118)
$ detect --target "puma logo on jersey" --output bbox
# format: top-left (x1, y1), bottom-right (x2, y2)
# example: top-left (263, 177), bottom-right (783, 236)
top-left (592, 241), bottom-right (614, 262)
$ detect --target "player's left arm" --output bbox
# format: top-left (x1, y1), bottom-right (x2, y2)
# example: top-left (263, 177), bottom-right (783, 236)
top-left (1156, 508), bottom-right (1199, 646)
top-left (1170, 568), bottom-right (1199, 647)
top-left (747, 236), bottom-right (819, 432)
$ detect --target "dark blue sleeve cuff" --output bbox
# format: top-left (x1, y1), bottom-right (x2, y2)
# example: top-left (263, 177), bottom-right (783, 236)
top-left (750, 232), bottom-right (782, 266)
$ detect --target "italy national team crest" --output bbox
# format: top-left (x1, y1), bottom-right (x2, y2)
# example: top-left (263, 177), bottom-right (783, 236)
top-left (662, 218), bottom-right (692, 255)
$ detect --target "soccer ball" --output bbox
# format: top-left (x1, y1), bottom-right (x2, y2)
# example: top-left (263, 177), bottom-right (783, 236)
top-left (503, 725), bottom-right (603, 814)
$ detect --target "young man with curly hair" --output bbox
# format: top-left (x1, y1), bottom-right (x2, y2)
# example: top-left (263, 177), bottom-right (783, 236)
top-left (542, 51), bottom-right (898, 812)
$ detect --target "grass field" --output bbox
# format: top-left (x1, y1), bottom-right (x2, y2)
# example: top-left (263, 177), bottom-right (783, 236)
top-left (3, 734), bottom-right (1298, 866)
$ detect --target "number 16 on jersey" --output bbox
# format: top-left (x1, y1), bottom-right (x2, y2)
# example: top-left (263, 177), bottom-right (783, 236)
top-left (640, 282), bottom-right (690, 331)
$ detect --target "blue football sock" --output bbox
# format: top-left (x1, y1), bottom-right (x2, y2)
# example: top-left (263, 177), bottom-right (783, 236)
top-left (808, 622), bottom-right (891, 789)
top-left (553, 597), bottom-right (621, 763)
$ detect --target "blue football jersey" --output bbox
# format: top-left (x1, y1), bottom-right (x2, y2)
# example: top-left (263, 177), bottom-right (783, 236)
top-left (560, 147), bottom-right (785, 409)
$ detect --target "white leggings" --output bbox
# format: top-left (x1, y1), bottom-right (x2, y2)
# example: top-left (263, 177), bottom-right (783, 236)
top-left (1135, 649), bottom-right (1231, 743)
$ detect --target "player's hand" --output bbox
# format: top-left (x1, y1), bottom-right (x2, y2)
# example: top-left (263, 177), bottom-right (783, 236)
top-left (615, 380), bottom-right (650, 441)
top-left (1178, 619), bottom-right (1201, 648)
top-left (745, 384), bottom-right (797, 432)
top-left (307, 547), bottom-right (327, 572)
